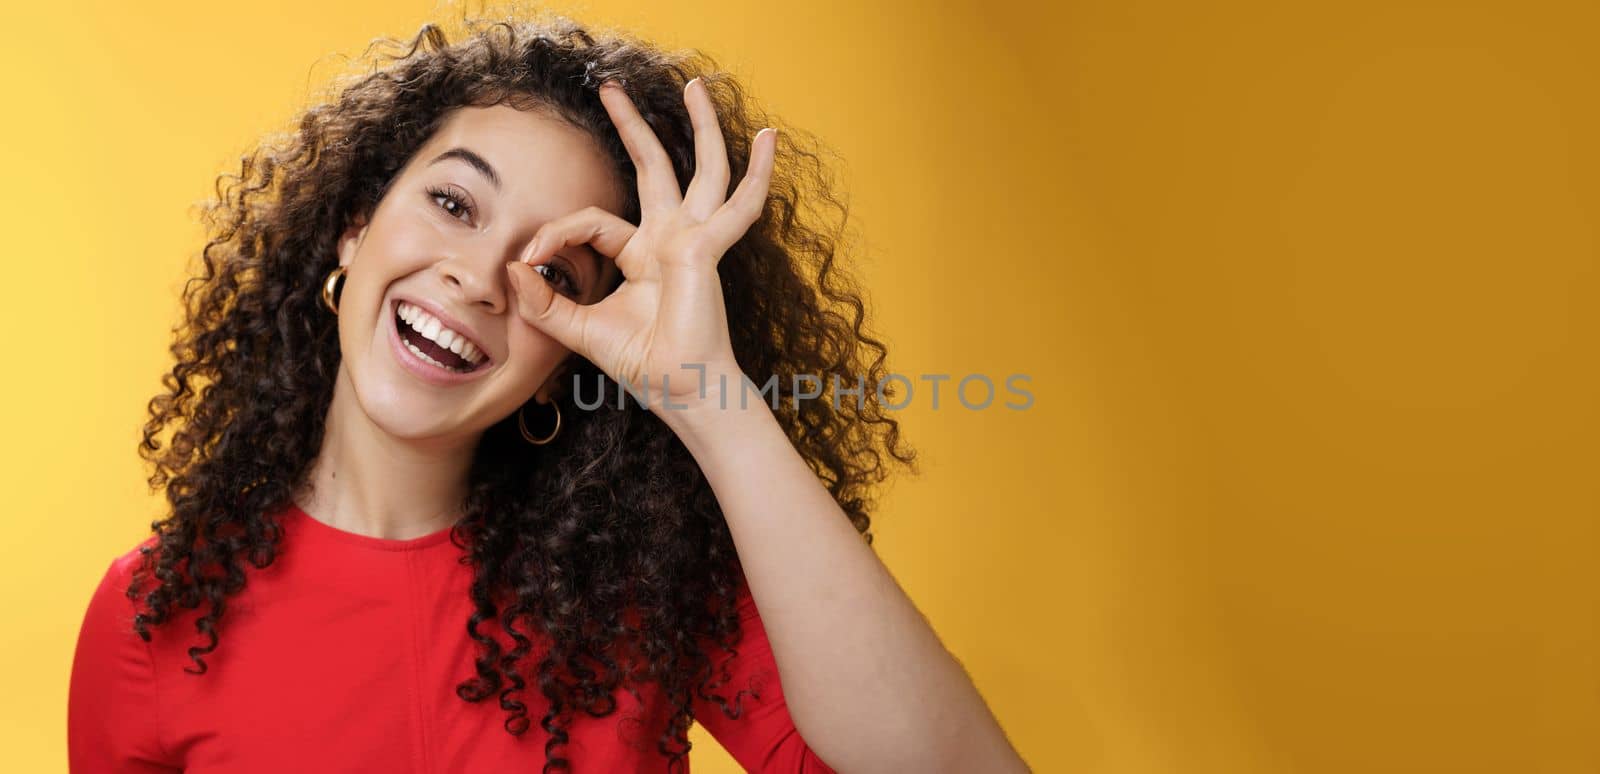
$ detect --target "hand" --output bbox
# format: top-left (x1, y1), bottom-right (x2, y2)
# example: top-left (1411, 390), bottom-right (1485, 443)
top-left (505, 78), bottom-right (777, 414)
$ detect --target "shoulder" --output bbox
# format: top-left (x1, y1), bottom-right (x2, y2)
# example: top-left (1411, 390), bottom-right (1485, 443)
top-left (105, 535), bottom-right (162, 594)
top-left (732, 577), bottom-right (758, 617)
top-left (687, 578), bottom-right (764, 639)
top-left (731, 577), bottom-right (770, 634)
top-left (701, 578), bottom-right (777, 679)
top-left (82, 535), bottom-right (163, 630)
top-left (690, 579), bottom-right (840, 772)
top-left (69, 535), bottom-right (174, 768)
top-left (71, 536), bottom-right (165, 693)
top-left (112, 534), bottom-right (161, 572)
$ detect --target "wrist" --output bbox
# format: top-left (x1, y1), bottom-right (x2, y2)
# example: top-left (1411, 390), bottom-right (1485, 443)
top-left (656, 365), bottom-right (780, 450)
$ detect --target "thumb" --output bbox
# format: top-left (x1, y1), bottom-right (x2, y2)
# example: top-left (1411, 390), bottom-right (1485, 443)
top-left (506, 261), bottom-right (589, 355)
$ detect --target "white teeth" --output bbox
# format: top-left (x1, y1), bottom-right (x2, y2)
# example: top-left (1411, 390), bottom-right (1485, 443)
top-left (405, 340), bottom-right (460, 372)
top-left (395, 301), bottom-right (486, 365)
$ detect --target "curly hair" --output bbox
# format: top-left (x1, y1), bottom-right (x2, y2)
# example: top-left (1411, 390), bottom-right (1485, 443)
top-left (126, 9), bottom-right (913, 773)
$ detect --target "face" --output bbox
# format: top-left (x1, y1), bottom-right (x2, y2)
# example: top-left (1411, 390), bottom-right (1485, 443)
top-left (332, 104), bottom-right (625, 443)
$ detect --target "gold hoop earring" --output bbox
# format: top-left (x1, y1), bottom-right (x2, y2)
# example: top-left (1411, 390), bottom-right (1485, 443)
top-left (517, 400), bottom-right (562, 445)
top-left (321, 266), bottom-right (347, 314)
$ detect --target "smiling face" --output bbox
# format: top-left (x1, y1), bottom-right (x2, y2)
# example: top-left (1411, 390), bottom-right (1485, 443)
top-left (332, 103), bottom-right (626, 443)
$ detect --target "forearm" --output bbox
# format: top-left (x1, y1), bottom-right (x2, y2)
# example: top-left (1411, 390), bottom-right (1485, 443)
top-left (664, 395), bottom-right (1027, 773)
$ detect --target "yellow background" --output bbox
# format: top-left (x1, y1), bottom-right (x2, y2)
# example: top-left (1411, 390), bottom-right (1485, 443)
top-left (4, 0), bottom-right (1595, 771)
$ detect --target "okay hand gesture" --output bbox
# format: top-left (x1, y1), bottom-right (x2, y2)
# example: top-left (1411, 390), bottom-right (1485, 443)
top-left (505, 78), bottom-right (776, 413)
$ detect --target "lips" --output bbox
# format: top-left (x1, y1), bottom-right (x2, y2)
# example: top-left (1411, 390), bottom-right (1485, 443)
top-left (395, 307), bottom-right (481, 372)
top-left (386, 299), bottom-right (494, 386)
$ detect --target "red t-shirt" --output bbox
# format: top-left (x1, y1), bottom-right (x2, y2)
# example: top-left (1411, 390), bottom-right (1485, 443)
top-left (69, 501), bottom-right (837, 772)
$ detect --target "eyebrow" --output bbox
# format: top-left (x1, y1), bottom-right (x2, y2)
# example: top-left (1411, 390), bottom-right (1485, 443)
top-left (427, 146), bottom-right (608, 293)
top-left (427, 147), bottom-right (501, 190)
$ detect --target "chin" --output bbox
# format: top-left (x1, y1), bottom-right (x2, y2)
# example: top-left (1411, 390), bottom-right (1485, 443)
top-left (339, 349), bottom-right (491, 444)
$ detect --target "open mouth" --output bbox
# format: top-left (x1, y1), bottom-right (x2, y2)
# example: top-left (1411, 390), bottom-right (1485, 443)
top-left (393, 300), bottom-right (490, 375)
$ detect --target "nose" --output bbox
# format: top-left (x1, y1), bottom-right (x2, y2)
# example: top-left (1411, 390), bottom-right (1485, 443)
top-left (435, 251), bottom-right (508, 315)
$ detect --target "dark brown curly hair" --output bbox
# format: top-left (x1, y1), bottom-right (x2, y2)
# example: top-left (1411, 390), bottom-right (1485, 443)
top-left (127, 9), bottom-right (913, 773)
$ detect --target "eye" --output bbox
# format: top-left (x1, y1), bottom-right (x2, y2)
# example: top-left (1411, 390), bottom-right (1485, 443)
top-left (533, 262), bottom-right (581, 298)
top-left (425, 184), bottom-right (476, 223)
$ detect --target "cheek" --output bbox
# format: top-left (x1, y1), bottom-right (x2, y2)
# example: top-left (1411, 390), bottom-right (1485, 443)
top-left (343, 225), bottom-right (440, 316)
top-left (508, 323), bottom-right (572, 372)
top-left (360, 222), bottom-right (436, 276)
top-left (333, 269), bottom-right (387, 344)
top-left (505, 323), bottom-right (572, 380)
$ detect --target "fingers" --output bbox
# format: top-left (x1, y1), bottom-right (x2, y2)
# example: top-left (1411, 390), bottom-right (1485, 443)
top-left (708, 128), bottom-right (778, 247)
top-left (595, 79), bottom-right (777, 264)
top-left (599, 81), bottom-right (683, 214)
top-left (506, 260), bottom-right (589, 355)
top-left (519, 205), bottom-right (641, 281)
top-left (681, 78), bottom-right (731, 220)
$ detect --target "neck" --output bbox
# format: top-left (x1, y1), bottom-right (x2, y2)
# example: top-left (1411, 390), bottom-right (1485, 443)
top-left (295, 368), bottom-right (478, 540)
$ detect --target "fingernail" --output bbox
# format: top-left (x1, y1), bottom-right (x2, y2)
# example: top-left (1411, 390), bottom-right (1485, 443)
top-left (684, 77), bottom-right (700, 95)
top-left (506, 262), bottom-right (523, 292)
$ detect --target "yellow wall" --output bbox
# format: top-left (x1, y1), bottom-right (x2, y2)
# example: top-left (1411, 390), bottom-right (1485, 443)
top-left (6, 0), bottom-right (1596, 771)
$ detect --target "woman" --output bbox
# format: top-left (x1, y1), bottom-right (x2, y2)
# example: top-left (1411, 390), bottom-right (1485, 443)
top-left (68, 12), bottom-right (1027, 773)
